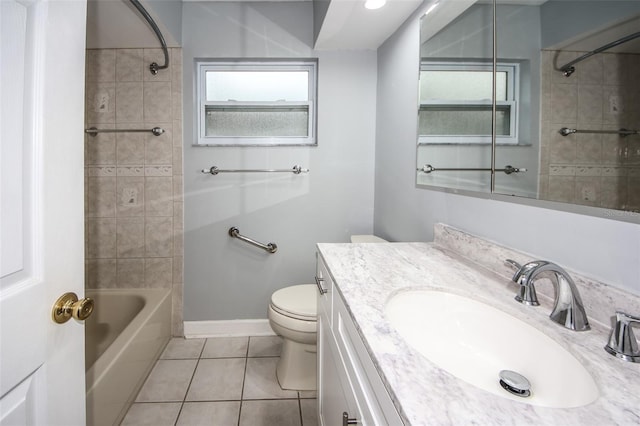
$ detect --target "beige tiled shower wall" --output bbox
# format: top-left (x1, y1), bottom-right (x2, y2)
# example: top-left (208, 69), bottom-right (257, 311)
top-left (84, 48), bottom-right (184, 336)
top-left (539, 50), bottom-right (640, 211)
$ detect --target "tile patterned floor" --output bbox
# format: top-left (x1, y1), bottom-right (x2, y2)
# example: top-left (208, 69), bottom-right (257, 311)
top-left (121, 336), bottom-right (318, 426)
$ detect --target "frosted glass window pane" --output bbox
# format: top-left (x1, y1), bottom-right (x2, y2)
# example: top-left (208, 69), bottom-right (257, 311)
top-left (206, 71), bottom-right (309, 102)
top-left (420, 71), bottom-right (507, 101)
top-left (496, 72), bottom-right (507, 100)
top-left (419, 106), bottom-right (510, 136)
top-left (205, 106), bottom-right (308, 137)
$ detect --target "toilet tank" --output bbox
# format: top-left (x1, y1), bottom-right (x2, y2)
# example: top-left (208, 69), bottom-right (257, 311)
top-left (350, 235), bottom-right (388, 243)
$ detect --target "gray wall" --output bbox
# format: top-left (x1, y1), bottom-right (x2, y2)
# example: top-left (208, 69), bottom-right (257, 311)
top-left (375, 8), bottom-right (640, 295)
top-left (182, 2), bottom-right (377, 321)
top-left (148, 0), bottom-right (183, 46)
top-left (540, 1), bottom-right (640, 49)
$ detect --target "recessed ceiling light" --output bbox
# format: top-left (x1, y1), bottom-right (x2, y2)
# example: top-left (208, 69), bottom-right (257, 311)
top-left (364, 0), bottom-right (386, 10)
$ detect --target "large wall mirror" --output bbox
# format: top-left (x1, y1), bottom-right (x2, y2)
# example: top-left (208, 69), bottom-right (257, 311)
top-left (417, 0), bottom-right (640, 214)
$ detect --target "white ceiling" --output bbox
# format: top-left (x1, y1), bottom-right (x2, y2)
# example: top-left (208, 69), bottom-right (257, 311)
top-left (314, 0), bottom-right (425, 50)
top-left (87, 0), bottom-right (425, 51)
top-left (87, 0), bottom-right (640, 54)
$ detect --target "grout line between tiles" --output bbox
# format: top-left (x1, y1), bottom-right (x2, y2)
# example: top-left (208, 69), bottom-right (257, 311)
top-left (246, 336), bottom-right (252, 358)
top-left (173, 355), bottom-right (201, 426)
top-left (198, 338), bottom-right (207, 359)
top-left (237, 339), bottom-right (250, 426)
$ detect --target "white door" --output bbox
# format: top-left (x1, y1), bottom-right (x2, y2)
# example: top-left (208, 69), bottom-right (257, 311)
top-left (1, 0), bottom-right (87, 424)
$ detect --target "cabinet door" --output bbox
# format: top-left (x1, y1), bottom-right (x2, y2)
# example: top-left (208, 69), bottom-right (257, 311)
top-left (334, 289), bottom-right (405, 425)
top-left (318, 316), bottom-right (361, 426)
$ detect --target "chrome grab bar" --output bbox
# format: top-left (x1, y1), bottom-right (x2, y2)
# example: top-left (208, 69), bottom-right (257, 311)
top-left (418, 164), bottom-right (527, 174)
top-left (559, 127), bottom-right (638, 137)
top-left (228, 227), bottom-right (277, 254)
top-left (201, 165), bottom-right (309, 175)
top-left (129, 0), bottom-right (169, 75)
top-left (85, 127), bottom-right (165, 137)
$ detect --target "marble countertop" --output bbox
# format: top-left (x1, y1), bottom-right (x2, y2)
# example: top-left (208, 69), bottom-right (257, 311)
top-left (316, 239), bottom-right (640, 425)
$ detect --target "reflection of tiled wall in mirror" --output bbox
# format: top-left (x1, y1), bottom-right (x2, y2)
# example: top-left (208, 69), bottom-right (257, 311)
top-left (84, 48), bottom-right (184, 335)
top-left (539, 50), bottom-right (640, 211)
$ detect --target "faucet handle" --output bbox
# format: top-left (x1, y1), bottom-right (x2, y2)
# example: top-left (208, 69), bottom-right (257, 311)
top-left (505, 259), bottom-right (540, 306)
top-left (505, 259), bottom-right (521, 271)
top-left (605, 311), bottom-right (640, 363)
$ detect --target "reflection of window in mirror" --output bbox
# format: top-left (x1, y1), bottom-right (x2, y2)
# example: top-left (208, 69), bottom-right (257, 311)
top-left (418, 61), bottom-right (519, 145)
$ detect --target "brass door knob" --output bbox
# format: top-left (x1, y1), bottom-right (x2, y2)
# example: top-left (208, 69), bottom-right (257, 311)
top-left (52, 292), bottom-right (94, 324)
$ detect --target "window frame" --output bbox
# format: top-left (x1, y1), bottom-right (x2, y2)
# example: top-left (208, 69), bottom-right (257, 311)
top-left (418, 61), bottom-right (520, 145)
top-left (195, 59), bottom-right (318, 146)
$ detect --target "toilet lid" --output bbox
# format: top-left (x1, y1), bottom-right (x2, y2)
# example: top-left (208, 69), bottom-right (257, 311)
top-left (271, 284), bottom-right (317, 319)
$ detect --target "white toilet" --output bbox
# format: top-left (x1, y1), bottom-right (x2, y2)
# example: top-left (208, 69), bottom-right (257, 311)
top-left (268, 284), bottom-right (318, 390)
top-left (268, 235), bottom-right (387, 391)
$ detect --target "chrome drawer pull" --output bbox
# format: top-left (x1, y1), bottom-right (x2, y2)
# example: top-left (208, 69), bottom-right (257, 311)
top-left (315, 276), bottom-right (328, 294)
top-left (342, 412), bottom-right (357, 425)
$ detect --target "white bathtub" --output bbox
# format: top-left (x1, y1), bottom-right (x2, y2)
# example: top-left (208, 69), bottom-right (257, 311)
top-left (85, 288), bottom-right (171, 426)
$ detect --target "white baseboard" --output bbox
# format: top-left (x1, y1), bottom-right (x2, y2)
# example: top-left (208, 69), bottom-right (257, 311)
top-left (183, 319), bottom-right (276, 338)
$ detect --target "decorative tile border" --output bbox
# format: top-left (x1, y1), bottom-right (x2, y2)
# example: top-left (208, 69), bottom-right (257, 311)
top-left (549, 163), bottom-right (639, 177)
top-left (86, 166), bottom-right (116, 177)
top-left (86, 165), bottom-right (173, 177)
top-left (549, 165), bottom-right (575, 176)
top-left (145, 165), bottom-right (173, 176)
top-left (575, 166), bottom-right (602, 176)
top-left (117, 166), bottom-right (145, 176)
top-left (601, 167), bottom-right (627, 177)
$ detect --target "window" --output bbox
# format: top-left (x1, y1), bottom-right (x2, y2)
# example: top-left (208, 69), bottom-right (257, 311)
top-left (418, 61), bottom-right (519, 144)
top-left (196, 59), bottom-right (318, 146)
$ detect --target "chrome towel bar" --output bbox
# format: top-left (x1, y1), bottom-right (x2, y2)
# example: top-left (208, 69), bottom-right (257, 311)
top-left (559, 127), bottom-right (638, 137)
top-left (228, 227), bottom-right (277, 254)
top-left (85, 127), bottom-right (165, 136)
top-left (201, 165), bottom-right (309, 175)
top-left (418, 164), bottom-right (527, 174)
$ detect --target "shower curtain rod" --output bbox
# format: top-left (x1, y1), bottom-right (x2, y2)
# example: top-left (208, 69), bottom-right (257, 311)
top-left (128, 0), bottom-right (169, 75)
top-left (559, 31), bottom-right (640, 77)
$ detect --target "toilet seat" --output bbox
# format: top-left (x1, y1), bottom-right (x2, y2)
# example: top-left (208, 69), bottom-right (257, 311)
top-left (268, 306), bottom-right (317, 334)
top-left (270, 284), bottom-right (317, 321)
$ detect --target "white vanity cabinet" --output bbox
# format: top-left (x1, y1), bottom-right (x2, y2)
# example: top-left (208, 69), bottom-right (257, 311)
top-left (316, 254), bottom-right (404, 426)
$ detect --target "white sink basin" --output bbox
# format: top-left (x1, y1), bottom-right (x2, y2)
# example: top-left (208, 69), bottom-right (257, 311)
top-left (385, 290), bottom-right (599, 408)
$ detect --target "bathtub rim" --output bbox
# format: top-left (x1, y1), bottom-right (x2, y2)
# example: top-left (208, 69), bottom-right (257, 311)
top-left (84, 287), bottom-right (171, 394)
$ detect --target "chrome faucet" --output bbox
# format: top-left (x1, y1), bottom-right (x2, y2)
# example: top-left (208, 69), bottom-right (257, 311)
top-left (505, 260), bottom-right (590, 331)
top-left (604, 311), bottom-right (640, 363)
